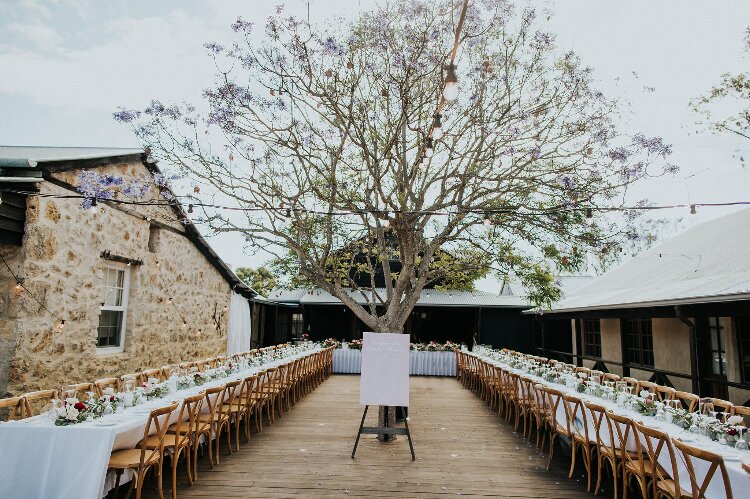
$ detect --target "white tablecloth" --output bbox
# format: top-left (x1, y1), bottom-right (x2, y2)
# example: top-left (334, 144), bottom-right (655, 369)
top-left (0, 348), bottom-right (322, 499)
top-left (472, 351), bottom-right (750, 498)
top-left (333, 349), bottom-right (456, 376)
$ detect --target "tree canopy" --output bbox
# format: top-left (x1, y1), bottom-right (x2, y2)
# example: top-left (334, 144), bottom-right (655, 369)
top-left (114, 0), bottom-right (675, 332)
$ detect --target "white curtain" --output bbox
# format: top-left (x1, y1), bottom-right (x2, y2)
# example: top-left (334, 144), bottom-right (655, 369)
top-left (227, 292), bottom-right (251, 355)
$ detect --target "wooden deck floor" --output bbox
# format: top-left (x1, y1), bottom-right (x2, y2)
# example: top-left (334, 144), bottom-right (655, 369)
top-left (145, 375), bottom-right (597, 498)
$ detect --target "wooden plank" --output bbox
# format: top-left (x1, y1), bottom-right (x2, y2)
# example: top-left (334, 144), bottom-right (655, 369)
top-left (141, 376), bottom-right (601, 498)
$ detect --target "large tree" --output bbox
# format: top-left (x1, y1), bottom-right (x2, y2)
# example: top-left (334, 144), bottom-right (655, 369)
top-left (114, 0), bottom-right (674, 333)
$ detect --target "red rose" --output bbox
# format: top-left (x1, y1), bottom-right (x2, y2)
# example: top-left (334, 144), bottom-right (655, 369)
top-left (110, 396), bottom-right (115, 402)
top-left (728, 428), bottom-right (738, 436)
top-left (74, 402), bottom-right (86, 411)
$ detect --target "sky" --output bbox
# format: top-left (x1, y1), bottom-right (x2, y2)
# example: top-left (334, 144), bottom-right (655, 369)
top-left (1, 0), bottom-right (748, 293)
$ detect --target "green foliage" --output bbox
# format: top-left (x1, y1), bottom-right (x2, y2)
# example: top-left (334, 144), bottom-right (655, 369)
top-left (235, 267), bottom-right (278, 296)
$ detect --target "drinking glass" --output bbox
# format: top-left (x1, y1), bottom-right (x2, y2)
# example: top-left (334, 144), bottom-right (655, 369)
top-left (736, 428), bottom-right (749, 451)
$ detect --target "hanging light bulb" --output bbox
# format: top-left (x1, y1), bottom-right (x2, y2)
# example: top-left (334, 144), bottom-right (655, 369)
top-left (90, 198), bottom-right (98, 212)
top-left (443, 63), bottom-right (459, 102)
top-left (15, 281), bottom-right (23, 292)
top-left (188, 204), bottom-right (194, 214)
top-left (421, 155), bottom-right (428, 166)
top-left (425, 138), bottom-right (434, 158)
top-left (284, 208), bottom-right (292, 221)
top-left (690, 204), bottom-right (696, 215)
top-left (431, 113), bottom-right (443, 140)
top-left (585, 207), bottom-right (594, 225)
top-left (382, 212), bottom-right (390, 228)
top-left (483, 212), bottom-right (492, 226)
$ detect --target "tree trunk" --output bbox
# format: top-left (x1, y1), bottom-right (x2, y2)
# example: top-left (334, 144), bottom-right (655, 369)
top-left (374, 324), bottom-right (403, 442)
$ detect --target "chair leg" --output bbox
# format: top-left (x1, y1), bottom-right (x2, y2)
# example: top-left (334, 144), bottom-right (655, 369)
top-left (171, 452), bottom-right (179, 499)
top-left (568, 441), bottom-right (577, 479)
top-left (114, 469), bottom-right (122, 498)
top-left (547, 433), bottom-right (557, 471)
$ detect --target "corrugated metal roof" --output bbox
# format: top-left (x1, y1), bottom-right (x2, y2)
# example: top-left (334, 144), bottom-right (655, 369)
top-left (0, 146), bottom-right (143, 166)
top-left (266, 287), bottom-right (529, 308)
top-left (547, 208), bottom-right (750, 313)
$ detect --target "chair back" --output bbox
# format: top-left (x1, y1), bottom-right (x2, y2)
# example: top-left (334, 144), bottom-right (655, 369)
top-left (138, 403), bottom-right (178, 467)
top-left (704, 397), bottom-right (733, 418)
top-left (563, 394), bottom-right (593, 444)
top-left (621, 377), bottom-right (639, 390)
top-left (141, 369), bottom-right (164, 383)
top-left (672, 438), bottom-right (733, 499)
top-left (655, 385), bottom-right (675, 401)
top-left (605, 411), bottom-right (645, 475)
top-left (601, 372), bottom-right (621, 383)
top-left (200, 385), bottom-right (226, 433)
top-left (636, 380), bottom-right (659, 394)
top-left (21, 390), bottom-right (58, 416)
top-left (94, 378), bottom-right (120, 397)
top-left (731, 404), bottom-right (750, 426)
top-left (540, 386), bottom-right (567, 435)
top-left (583, 400), bottom-right (608, 449)
top-left (635, 421), bottom-right (684, 497)
top-left (674, 390), bottom-right (700, 412)
top-left (0, 396), bottom-right (26, 421)
top-left (173, 393), bottom-right (204, 445)
top-left (72, 383), bottom-right (96, 401)
top-left (574, 366), bottom-right (591, 379)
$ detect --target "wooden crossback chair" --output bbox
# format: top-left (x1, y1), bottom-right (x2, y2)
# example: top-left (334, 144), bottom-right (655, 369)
top-left (605, 411), bottom-right (652, 499)
top-left (672, 438), bottom-right (734, 499)
top-left (108, 402), bottom-right (178, 499)
top-left (0, 396), bottom-right (26, 421)
top-left (223, 377), bottom-right (251, 452)
top-left (731, 404), bottom-right (750, 426)
top-left (583, 400), bottom-right (616, 498)
top-left (540, 386), bottom-right (569, 471)
top-left (563, 393), bottom-right (597, 492)
top-left (95, 378), bottom-right (120, 397)
top-left (673, 391), bottom-right (700, 412)
top-left (634, 421), bottom-right (688, 499)
top-left (151, 393), bottom-right (203, 498)
top-left (141, 369), bottom-right (164, 383)
top-left (21, 389), bottom-right (58, 417)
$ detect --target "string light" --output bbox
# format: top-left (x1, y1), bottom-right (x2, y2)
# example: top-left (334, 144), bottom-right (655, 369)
top-left (443, 64), bottom-right (459, 101)
top-left (483, 212), bottom-right (492, 226)
top-left (284, 208), bottom-right (292, 220)
top-left (14, 281), bottom-right (23, 292)
top-left (188, 204), bottom-right (193, 214)
top-left (90, 198), bottom-right (98, 212)
top-left (690, 204), bottom-right (696, 215)
top-left (431, 113), bottom-right (444, 140)
top-left (585, 207), bottom-right (594, 225)
top-left (382, 213), bottom-right (390, 228)
top-left (420, 156), bottom-right (428, 166)
top-left (425, 138), bottom-right (434, 158)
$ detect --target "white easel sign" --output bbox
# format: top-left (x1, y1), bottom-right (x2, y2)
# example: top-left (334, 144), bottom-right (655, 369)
top-left (359, 332), bottom-right (410, 407)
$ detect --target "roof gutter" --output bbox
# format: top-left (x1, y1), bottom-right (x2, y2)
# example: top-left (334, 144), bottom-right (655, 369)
top-left (0, 158), bottom-right (38, 168)
top-left (540, 292), bottom-right (750, 315)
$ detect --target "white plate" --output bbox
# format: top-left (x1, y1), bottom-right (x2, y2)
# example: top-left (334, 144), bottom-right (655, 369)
top-left (93, 421), bottom-right (118, 427)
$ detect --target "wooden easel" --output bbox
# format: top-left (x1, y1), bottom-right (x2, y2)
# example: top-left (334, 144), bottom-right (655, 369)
top-left (351, 405), bottom-right (416, 460)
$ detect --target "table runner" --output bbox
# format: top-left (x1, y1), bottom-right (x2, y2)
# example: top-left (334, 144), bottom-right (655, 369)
top-left (471, 350), bottom-right (749, 498)
top-left (0, 348), bottom-right (322, 499)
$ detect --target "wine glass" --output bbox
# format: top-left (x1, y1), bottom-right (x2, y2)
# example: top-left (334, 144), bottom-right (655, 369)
top-left (736, 427), bottom-right (749, 451)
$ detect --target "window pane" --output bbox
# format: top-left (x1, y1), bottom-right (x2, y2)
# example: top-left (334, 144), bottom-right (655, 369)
top-left (710, 330), bottom-right (718, 350)
top-left (97, 310), bottom-right (123, 347)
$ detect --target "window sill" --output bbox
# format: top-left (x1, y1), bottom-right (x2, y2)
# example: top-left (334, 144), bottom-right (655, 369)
top-left (96, 346), bottom-right (126, 356)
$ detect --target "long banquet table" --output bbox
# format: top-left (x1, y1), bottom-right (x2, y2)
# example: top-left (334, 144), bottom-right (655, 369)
top-left (333, 349), bottom-right (456, 376)
top-left (470, 349), bottom-right (749, 498)
top-left (0, 347), bottom-right (322, 499)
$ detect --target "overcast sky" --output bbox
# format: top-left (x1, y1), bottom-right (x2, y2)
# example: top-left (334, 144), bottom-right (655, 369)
top-left (1, 0), bottom-right (748, 292)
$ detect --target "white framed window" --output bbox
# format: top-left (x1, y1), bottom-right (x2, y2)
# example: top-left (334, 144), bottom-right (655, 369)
top-left (96, 264), bottom-right (130, 353)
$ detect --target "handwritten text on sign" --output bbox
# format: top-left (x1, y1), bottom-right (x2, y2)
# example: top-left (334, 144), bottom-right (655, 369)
top-left (359, 332), bottom-right (410, 407)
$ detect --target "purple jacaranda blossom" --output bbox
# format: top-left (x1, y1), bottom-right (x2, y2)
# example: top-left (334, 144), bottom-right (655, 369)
top-left (113, 108), bottom-right (140, 123)
top-left (204, 43), bottom-right (223, 55)
top-left (320, 36), bottom-right (344, 56)
top-left (231, 17), bottom-right (253, 33)
top-left (557, 176), bottom-right (577, 190)
top-left (607, 147), bottom-right (630, 162)
top-left (633, 133), bottom-right (672, 156)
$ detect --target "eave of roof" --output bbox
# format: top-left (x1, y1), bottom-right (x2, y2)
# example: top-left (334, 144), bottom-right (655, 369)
top-left (0, 146), bottom-right (256, 299)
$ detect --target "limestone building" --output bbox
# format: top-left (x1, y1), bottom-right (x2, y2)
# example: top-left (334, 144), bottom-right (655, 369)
top-left (539, 208), bottom-right (750, 405)
top-left (0, 146), bottom-right (257, 396)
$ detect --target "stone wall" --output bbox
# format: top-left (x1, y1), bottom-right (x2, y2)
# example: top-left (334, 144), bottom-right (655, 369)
top-left (0, 159), bottom-right (234, 396)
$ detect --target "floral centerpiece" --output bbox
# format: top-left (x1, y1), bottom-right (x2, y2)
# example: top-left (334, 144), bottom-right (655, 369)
top-left (53, 392), bottom-right (119, 426)
top-left (321, 338), bottom-right (341, 349)
top-left (347, 339), bottom-right (363, 350)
